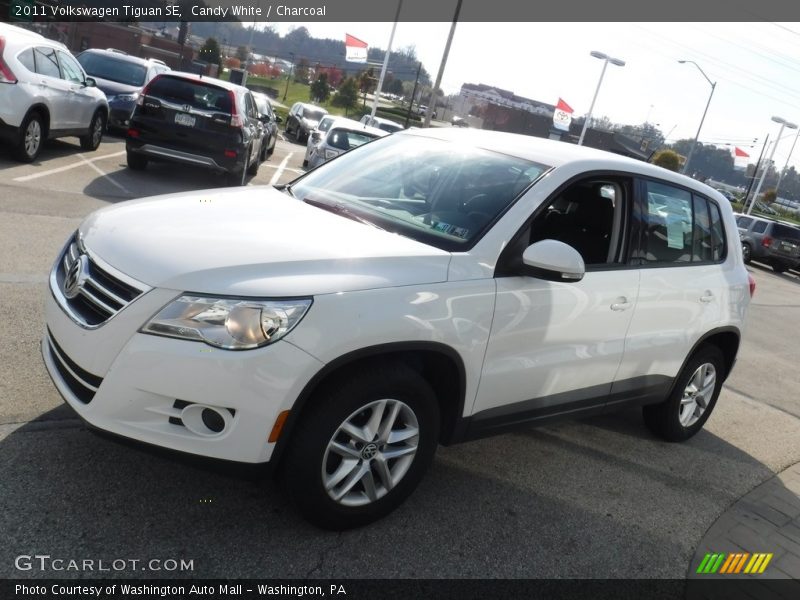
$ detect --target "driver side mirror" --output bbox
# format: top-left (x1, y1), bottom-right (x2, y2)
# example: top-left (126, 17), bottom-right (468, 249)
top-left (259, 114), bottom-right (271, 123)
top-left (275, 114), bottom-right (283, 124)
top-left (84, 77), bottom-right (97, 88)
top-left (522, 240), bottom-right (585, 282)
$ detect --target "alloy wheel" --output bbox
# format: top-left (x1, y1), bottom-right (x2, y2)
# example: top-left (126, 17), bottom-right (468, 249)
top-left (25, 120), bottom-right (41, 158)
top-left (679, 363), bottom-right (716, 427)
top-left (322, 399), bottom-right (419, 507)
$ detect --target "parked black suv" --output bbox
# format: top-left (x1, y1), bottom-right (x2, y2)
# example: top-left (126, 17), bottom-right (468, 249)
top-left (126, 72), bottom-right (264, 185)
top-left (736, 214), bottom-right (800, 272)
top-left (77, 49), bottom-right (169, 130)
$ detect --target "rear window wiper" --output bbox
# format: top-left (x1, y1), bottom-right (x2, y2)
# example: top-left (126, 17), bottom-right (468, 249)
top-left (302, 197), bottom-right (383, 230)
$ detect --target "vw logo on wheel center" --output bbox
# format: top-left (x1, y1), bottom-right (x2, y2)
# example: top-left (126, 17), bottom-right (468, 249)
top-left (361, 443), bottom-right (379, 460)
top-left (63, 255), bottom-right (89, 299)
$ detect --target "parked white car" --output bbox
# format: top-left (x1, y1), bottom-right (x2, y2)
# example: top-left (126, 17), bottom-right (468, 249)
top-left (0, 23), bottom-right (108, 162)
top-left (306, 119), bottom-right (386, 168)
top-left (42, 129), bottom-right (753, 529)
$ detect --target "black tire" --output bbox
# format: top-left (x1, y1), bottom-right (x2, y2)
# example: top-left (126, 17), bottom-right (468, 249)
top-left (126, 151), bottom-right (148, 170)
top-left (283, 363), bottom-right (440, 530)
top-left (266, 138), bottom-right (275, 157)
top-left (80, 110), bottom-right (105, 151)
top-left (741, 243), bottom-right (752, 264)
top-left (247, 145), bottom-right (260, 176)
top-left (225, 168), bottom-right (246, 186)
top-left (302, 159), bottom-right (308, 167)
top-left (642, 345), bottom-right (724, 442)
top-left (294, 126), bottom-right (303, 144)
top-left (13, 111), bottom-right (44, 162)
top-left (773, 263), bottom-right (787, 274)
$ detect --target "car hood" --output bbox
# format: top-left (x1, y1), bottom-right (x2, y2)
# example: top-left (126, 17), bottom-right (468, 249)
top-left (90, 77), bottom-right (140, 97)
top-left (79, 186), bottom-right (451, 296)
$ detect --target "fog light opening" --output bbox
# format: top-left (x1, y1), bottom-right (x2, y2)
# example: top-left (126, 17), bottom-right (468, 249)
top-left (201, 408), bottom-right (225, 433)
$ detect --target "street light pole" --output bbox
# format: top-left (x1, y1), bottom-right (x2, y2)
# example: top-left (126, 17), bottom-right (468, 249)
top-left (775, 127), bottom-right (800, 196)
top-left (424, 0), bottom-right (463, 128)
top-left (578, 51), bottom-right (625, 146)
top-left (283, 52), bottom-right (295, 101)
top-left (747, 116), bottom-right (798, 215)
top-left (678, 60), bottom-right (716, 177)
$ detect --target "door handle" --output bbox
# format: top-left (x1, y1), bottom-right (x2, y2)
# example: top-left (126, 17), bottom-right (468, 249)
top-left (699, 291), bottom-right (714, 303)
top-left (610, 297), bottom-right (632, 311)
top-left (39, 80), bottom-right (48, 87)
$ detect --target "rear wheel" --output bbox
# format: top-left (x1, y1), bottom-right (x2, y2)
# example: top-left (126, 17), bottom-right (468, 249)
top-left (126, 151), bottom-right (148, 170)
top-left (741, 243), bottom-right (752, 264)
top-left (773, 263), bottom-right (788, 273)
top-left (80, 111), bottom-right (105, 151)
top-left (13, 112), bottom-right (44, 162)
top-left (283, 364), bottom-right (440, 530)
top-left (643, 345), bottom-right (724, 442)
top-left (247, 145), bottom-right (260, 176)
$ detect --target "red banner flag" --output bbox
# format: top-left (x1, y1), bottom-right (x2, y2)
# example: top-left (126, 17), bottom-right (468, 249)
top-left (556, 98), bottom-right (574, 114)
top-left (345, 34), bottom-right (368, 63)
top-left (734, 147), bottom-right (749, 158)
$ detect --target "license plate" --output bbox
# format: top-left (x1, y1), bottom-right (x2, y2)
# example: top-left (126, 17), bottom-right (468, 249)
top-left (175, 113), bottom-right (195, 127)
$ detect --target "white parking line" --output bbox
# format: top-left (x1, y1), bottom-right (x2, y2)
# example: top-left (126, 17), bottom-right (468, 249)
top-left (75, 153), bottom-right (131, 195)
top-left (12, 150), bottom-right (126, 182)
top-left (269, 153), bottom-right (294, 185)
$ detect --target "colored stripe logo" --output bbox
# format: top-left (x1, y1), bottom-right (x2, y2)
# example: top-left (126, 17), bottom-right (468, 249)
top-left (696, 552), bottom-right (773, 574)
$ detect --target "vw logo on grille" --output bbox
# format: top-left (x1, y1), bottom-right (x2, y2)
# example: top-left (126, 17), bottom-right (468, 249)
top-left (63, 255), bottom-right (89, 299)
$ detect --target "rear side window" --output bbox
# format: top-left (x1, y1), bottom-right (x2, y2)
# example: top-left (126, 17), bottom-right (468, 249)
top-left (772, 224), bottom-right (800, 241)
top-left (752, 221), bottom-right (768, 234)
top-left (638, 181), bottom-right (725, 264)
top-left (641, 181), bottom-right (693, 263)
top-left (146, 77), bottom-right (231, 114)
top-left (33, 47), bottom-right (60, 79)
top-left (17, 48), bottom-right (35, 72)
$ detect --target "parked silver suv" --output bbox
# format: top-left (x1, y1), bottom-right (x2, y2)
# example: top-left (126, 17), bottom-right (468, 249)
top-left (736, 213), bottom-right (800, 272)
top-left (0, 23), bottom-right (108, 162)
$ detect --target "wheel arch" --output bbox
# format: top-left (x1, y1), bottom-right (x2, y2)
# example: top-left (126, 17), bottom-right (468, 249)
top-left (25, 104), bottom-right (50, 137)
top-left (269, 342), bottom-right (468, 473)
top-left (672, 327), bottom-right (741, 395)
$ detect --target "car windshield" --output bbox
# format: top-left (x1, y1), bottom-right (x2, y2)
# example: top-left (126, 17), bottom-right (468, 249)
top-left (290, 134), bottom-right (549, 250)
top-left (77, 53), bottom-right (147, 87)
top-left (327, 128), bottom-right (379, 150)
top-left (304, 108), bottom-right (326, 121)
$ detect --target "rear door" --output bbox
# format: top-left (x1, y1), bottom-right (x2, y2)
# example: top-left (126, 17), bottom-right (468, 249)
top-left (57, 50), bottom-right (94, 128)
top-left (33, 46), bottom-right (72, 130)
top-left (134, 75), bottom-right (240, 157)
top-left (614, 179), bottom-right (728, 395)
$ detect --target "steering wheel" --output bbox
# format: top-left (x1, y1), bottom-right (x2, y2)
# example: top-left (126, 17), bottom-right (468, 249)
top-left (460, 193), bottom-right (493, 225)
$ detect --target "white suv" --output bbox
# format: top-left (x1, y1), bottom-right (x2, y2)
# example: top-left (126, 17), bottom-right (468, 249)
top-left (0, 23), bottom-right (108, 162)
top-left (42, 129), bottom-right (753, 529)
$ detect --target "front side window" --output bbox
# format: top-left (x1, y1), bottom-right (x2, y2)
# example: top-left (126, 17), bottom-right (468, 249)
top-left (289, 134), bottom-right (549, 250)
top-left (57, 51), bottom-right (84, 84)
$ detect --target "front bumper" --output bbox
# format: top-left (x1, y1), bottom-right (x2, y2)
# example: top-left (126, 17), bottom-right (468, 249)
top-left (43, 272), bottom-right (324, 464)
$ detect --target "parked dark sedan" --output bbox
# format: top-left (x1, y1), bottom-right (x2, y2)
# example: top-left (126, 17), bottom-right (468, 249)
top-left (285, 102), bottom-right (327, 143)
top-left (252, 92), bottom-right (282, 160)
top-left (77, 49), bottom-right (169, 131)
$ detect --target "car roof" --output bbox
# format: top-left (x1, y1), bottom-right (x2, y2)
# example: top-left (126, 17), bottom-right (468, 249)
top-left (79, 48), bottom-right (155, 66)
top-left (400, 128), bottom-right (726, 198)
top-left (0, 23), bottom-right (67, 49)
top-left (328, 119), bottom-right (388, 138)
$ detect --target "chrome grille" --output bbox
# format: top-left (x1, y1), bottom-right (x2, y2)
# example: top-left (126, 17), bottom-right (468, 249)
top-left (46, 329), bottom-right (103, 404)
top-left (53, 236), bottom-right (145, 328)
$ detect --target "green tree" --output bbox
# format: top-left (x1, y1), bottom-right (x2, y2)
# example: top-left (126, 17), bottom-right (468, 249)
top-left (332, 77), bottom-right (359, 109)
top-left (652, 149), bottom-right (681, 172)
top-left (310, 73), bottom-right (330, 103)
top-left (236, 45), bottom-right (250, 63)
top-left (199, 38), bottom-right (221, 68)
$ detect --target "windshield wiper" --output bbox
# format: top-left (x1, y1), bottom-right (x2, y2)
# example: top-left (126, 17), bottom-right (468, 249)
top-left (276, 183), bottom-right (295, 198)
top-left (302, 197), bottom-right (383, 230)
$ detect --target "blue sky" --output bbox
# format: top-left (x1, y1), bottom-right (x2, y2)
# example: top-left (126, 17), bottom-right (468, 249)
top-left (273, 21), bottom-right (800, 168)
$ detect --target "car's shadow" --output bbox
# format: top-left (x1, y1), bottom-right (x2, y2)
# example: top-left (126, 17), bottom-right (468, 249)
top-left (0, 401), bottom-right (789, 580)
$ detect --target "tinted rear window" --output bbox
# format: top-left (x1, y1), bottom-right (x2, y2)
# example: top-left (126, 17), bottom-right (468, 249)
top-left (304, 108), bottom-right (326, 121)
top-left (327, 128), bottom-right (379, 151)
top-left (78, 53), bottom-right (147, 86)
top-left (146, 76), bottom-right (232, 114)
top-left (772, 224), bottom-right (800, 240)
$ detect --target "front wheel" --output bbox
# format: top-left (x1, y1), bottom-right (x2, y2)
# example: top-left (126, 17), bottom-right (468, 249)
top-left (126, 151), bottom-right (147, 170)
top-left (80, 111), bottom-right (105, 151)
top-left (773, 263), bottom-right (788, 274)
top-left (283, 364), bottom-right (440, 530)
top-left (643, 346), bottom-right (724, 442)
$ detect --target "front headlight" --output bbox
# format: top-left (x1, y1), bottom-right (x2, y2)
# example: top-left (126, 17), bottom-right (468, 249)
top-left (113, 93), bottom-right (139, 103)
top-left (141, 295), bottom-right (312, 350)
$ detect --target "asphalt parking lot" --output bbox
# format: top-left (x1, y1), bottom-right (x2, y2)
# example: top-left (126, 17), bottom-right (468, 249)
top-left (1, 133), bottom-right (800, 580)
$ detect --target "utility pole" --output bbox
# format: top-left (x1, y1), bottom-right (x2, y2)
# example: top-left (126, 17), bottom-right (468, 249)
top-left (283, 52), bottom-right (294, 101)
top-left (405, 61), bottom-right (421, 128)
top-left (424, 0), bottom-right (463, 128)
top-left (742, 135), bottom-right (769, 210)
top-left (371, 0), bottom-right (403, 119)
